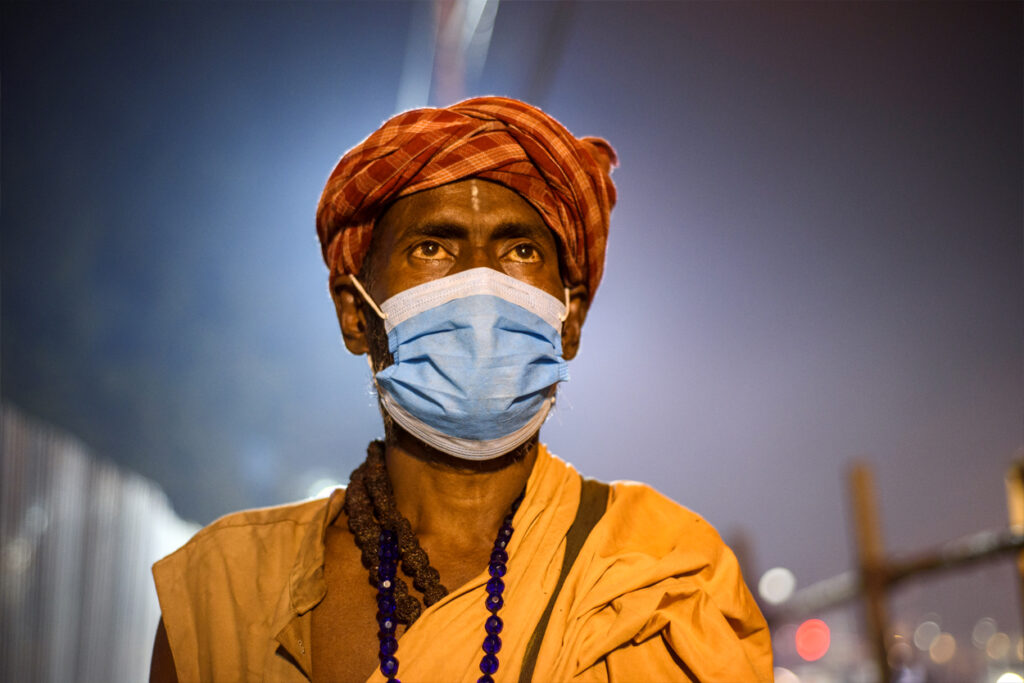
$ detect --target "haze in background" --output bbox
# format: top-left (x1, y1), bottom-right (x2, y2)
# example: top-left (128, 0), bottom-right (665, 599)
top-left (3, 0), bottom-right (1021, 658)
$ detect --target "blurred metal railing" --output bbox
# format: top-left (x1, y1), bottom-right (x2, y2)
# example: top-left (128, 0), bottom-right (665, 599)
top-left (766, 457), bottom-right (1024, 683)
top-left (1, 403), bottom-right (197, 683)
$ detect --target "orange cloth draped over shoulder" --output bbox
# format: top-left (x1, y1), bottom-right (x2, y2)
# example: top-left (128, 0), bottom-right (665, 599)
top-left (152, 446), bottom-right (773, 682)
top-left (315, 97), bottom-right (618, 299)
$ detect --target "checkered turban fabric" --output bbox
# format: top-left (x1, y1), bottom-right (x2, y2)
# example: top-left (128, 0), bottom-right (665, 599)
top-left (316, 96), bottom-right (617, 298)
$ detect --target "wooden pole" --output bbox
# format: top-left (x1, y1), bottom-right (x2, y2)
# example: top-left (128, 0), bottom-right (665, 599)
top-left (849, 462), bottom-right (890, 683)
top-left (1005, 458), bottom-right (1024, 634)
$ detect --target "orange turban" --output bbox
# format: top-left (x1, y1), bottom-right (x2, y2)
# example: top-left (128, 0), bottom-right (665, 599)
top-left (316, 97), bottom-right (617, 298)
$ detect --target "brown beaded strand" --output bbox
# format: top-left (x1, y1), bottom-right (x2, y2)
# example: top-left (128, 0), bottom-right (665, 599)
top-left (344, 455), bottom-right (421, 623)
top-left (361, 444), bottom-right (448, 607)
top-left (343, 441), bottom-right (449, 625)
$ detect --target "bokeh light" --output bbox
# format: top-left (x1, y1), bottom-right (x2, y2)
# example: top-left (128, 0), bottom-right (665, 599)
top-left (307, 478), bottom-right (343, 500)
top-left (773, 667), bottom-right (800, 683)
top-left (987, 632), bottom-right (1012, 660)
top-left (887, 638), bottom-right (914, 669)
top-left (758, 566), bottom-right (796, 605)
top-left (913, 620), bottom-right (941, 651)
top-left (928, 633), bottom-right (956, 665)
top-left (795, 618), bottom-right (830, 662)
top-left (973, 617), bottom-right (998, 648)
top-left (996, 674), bottom-right (1024, 683)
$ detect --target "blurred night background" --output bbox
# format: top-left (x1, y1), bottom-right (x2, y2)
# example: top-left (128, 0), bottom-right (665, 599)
top-left (2, 2), bottom-right (1021, 681)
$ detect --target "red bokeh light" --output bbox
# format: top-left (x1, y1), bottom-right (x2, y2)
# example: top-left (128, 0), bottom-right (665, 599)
top-left (795, 618), bottom-right (831, 662)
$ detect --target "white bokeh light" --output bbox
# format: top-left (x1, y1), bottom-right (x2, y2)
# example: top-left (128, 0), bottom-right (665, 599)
top-left (973, 617), bottom-right (998, 649)
top-left (758, 567), bottom-right (796, 605)
top-left (308, 478), bottom-right (343, 500)
top-left (773, 667), bottom-right (800, 683)
top-left (913, 620), bottom-right (941, 651)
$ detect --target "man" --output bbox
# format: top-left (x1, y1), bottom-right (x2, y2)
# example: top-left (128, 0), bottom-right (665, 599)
top-left (151, 97), bottom-right (772, 682)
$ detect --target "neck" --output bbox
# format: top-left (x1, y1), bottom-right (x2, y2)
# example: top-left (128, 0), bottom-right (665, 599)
top-left (384, 427), bottom-right (538, 547)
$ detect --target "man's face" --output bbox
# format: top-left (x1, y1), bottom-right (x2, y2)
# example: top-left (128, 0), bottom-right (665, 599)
top-left (363, 178), bottom-right (564, 304)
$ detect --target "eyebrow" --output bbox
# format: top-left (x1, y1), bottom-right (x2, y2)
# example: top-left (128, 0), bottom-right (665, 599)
top-left (398, 222), bottom-right (469, 242)
top-left (398, 220), bottom-right (549, 243)
top-left (490, 221), bottom-right (550, 242)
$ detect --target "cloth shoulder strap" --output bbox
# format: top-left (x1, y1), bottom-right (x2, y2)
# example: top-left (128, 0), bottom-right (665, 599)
top-left (519, 476), bottom-right (611, 683)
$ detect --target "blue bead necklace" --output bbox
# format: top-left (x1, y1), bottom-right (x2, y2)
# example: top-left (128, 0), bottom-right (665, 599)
top-left (375, 494), bottom-right (523, 683)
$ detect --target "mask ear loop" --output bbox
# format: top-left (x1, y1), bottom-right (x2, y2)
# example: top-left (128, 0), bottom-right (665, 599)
top-left (558, 287), bottom-right (571, 322)
top-left (350, 275), bottom-right (384, 378)
top-left (348, 274), bottom-right (387, 321)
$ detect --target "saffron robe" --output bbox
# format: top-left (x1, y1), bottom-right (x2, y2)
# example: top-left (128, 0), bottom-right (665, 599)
top-left (152, 446), bottom-right (773, 682)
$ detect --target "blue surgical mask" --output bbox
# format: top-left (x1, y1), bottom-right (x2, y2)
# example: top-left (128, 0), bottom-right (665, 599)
top-left (350, 267), bottom-right (570, 460)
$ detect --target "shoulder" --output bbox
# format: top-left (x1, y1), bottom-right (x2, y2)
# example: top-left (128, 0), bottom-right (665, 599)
top-left (565, 479), bottom-right (774, 679)
top-left (600, 479), bottom-right (729, 564)
top-left (188, 496), bottom-right (328, 541)
top-left (152, 496), bottom-right (336, 682)
top-left (152, 494), bottom-right (333, 607)
top-left (157, 496), bottom-right (327, 570)
top-left (588, 478), bottom-right (768, 640)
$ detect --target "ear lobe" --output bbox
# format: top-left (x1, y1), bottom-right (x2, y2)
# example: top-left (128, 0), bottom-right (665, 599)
top-left (330, 273), bottom-right (369, 355)
top-left (561, 283), bottom-right (589, 361)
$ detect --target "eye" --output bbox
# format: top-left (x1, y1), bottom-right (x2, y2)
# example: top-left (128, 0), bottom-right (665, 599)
top-left (506, 243), bottom-right (541, 263)
top-left (410, 240), bottom-right (452, 260)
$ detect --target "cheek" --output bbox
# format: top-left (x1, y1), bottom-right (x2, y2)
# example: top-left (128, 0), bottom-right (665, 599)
top-left (536, 256), bottom-right (567, 300)
top-left (383, 260), bottom-right (457, 299)
top-left (500, 262), bottom-right (563, 300)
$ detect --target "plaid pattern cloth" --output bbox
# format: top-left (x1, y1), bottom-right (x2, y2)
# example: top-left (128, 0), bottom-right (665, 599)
top-left (316, 97), bottom-right (617, 298)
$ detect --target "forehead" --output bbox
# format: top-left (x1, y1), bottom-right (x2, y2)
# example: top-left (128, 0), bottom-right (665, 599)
top-left (376, 179), bottom-right (549, 237)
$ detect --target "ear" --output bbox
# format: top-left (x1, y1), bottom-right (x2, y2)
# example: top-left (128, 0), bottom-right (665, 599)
top-left (329, 272), bottom-right (369, 355)
top-left (561, 283), bottom-right (589, 361)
